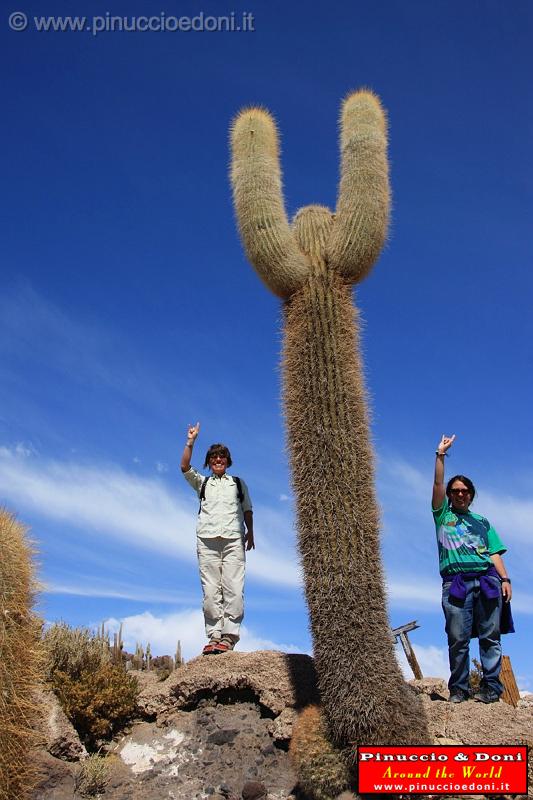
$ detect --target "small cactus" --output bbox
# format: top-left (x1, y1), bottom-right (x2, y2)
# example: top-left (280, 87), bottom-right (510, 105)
top-left (112, 622), bottom-right (124, 665)
top-left (146, 642), bottom-right (152, 670)
top-left (0, 509), bottom-right (42, 800)
top-left (132, 642), bottom-right (144, 671)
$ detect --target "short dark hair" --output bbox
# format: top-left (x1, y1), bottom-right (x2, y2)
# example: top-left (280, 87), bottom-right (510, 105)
top-left (204, 443), bottom-right (232, 469)
top-left (446, 474), bottom-right (476, 501)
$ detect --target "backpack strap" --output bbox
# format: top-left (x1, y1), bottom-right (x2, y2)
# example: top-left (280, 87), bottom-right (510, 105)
top-left (233, 476), bottom-right (244, 504)
top-left (198, 477), bottom-right (209, 514)
top-left (198, 476), bottom-right (244, 514)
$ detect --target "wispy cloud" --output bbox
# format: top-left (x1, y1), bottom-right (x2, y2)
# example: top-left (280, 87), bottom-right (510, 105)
top-left (0, 283), bottom-right (169, 413)
top-left (0, 445), bottom-right (196, 559)
top-left (0, 445), bottom-right (299, 587)
top-left (474, 491), bottom-right (533, 546)
top-left (381, 457), bottom-right (428, 504)
top-left (0, 284), bottom-right (123, 389)
top-left (387, 579), bottom-right (441, 608)
top-left (44, 579), bottom-right (193, 605)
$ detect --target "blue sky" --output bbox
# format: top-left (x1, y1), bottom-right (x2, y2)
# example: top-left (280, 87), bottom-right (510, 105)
top-left (2, 1), bottom-right (532, 689)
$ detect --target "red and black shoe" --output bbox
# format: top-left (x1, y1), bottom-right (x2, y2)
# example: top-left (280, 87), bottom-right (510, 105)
top-left (212, 637), bottom-right (235, 654)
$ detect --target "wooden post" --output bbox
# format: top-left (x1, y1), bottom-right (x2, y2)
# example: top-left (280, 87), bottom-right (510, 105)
top-left (392, 621), bottom-right (423, 680)
top-left (500, 655), bottom-right (520, 707)
top-left (399, 631), bottom-right (423, 680)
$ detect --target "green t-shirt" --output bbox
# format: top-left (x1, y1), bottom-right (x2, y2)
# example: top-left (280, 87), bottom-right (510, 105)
top-left (432, 499), bottom-right (506, 576)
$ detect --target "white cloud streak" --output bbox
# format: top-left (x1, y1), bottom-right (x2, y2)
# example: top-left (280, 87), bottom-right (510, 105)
top-left (44, 580), bottom-right (192, 605)
top-left (0, 445), bottom-right (299, 588)
top-left (0, 445), bottom-right (196, 559)
top-left (474, 491), bottom-right (533, 546)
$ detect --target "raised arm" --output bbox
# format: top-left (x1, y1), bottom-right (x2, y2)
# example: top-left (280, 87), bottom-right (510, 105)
top-left (327, 90), bottom-right (390, 284)
top-left (230, 107), bottom-right (309, 298)
top-left (432, 434), bottom-right (456, 510)
top-left (180, 422), bottom-right (200, 473)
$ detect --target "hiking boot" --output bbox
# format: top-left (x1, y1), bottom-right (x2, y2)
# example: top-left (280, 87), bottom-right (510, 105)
top-left (202, 640), bottom-right (220, 656)
top-left (473, 689), bottom-right (500, 704)
top-left (448, 690), bottom-right (469, 704)
top-left (212, 636), bottom-right (236, 654)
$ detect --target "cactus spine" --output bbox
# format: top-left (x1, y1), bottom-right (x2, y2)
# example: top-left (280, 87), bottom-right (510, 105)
top-left (0, 509), bottom-right (42, 800)
top-left (230, 92), bottom-right (430, 755)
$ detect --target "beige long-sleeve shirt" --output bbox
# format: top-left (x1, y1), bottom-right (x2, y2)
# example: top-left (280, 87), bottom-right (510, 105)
top-left (183, 467), bottom-right (252, 539)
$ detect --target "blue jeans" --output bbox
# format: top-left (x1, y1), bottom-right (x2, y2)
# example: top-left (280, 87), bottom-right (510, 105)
top-left (442, 575), bottom-right (503, 696)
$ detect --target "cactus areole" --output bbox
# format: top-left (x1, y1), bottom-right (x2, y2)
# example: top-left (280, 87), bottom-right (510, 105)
top-left (230, 92), bottom-right (429, 750)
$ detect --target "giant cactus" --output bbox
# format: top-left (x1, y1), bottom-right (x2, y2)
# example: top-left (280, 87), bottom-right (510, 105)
top-left (0, 509), bottom-right (42, 800)
top-left (230, 92), bottom-right (429, 758)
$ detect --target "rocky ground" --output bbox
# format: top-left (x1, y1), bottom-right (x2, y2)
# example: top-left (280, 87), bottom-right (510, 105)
top-left (32, 652), bottom-right (533, 800)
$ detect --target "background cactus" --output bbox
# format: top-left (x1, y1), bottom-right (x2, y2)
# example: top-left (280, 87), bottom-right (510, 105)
top-left (44, 622), bottom-right (138, 751)
top-left (230, 91), bottom-right (430, 754)
top-left (0, 508), bottom-right (42, 800)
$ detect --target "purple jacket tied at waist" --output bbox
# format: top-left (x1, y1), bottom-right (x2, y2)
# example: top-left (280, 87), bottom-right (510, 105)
top-left (442, 565), bottom-right (515, 635)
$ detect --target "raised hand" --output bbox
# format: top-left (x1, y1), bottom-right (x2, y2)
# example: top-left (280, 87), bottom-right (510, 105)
top-left (437, 434), bottom-right (456, 455)
top-left (187, 422), bottom-right (200, 442)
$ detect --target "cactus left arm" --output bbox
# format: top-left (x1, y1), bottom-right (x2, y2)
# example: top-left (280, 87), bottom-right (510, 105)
top-left (230, 108), bottom-right (310, 298)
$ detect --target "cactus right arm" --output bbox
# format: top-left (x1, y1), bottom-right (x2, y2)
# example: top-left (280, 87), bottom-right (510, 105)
top-left (230, 108), bottom-right (310, 298)
top-left (180, 422), bottom-right (199, 473)
top-left (327, 90), bottom-right (390, 285)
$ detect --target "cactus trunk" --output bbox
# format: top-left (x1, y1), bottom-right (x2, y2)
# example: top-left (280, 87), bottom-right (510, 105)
top-left (230, 91), bottom-right (430, 774)
top-left (283, 269), bottom-right (427, 747)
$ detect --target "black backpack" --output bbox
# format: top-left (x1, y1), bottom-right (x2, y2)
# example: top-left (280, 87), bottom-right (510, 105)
top-left (198, 476), bottom-right (244, 514)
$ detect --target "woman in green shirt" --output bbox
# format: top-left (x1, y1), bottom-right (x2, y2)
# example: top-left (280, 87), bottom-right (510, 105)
top-left (432, 434), bottom-right (511, 704)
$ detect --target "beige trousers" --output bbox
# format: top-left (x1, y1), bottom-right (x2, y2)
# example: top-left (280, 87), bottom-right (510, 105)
top-left (197, 535), bottom-right (245, 641)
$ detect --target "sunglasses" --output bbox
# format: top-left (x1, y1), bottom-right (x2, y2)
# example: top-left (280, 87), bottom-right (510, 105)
top-left (450, 488), bottom-right (470, 496)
